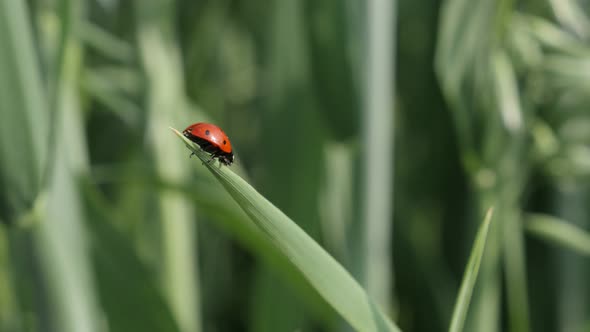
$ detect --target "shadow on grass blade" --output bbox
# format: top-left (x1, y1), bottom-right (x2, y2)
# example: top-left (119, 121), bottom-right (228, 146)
top-left (171, 128), bottom-right (401, 332)
top-left (449, 208), bottom-right (494, 332)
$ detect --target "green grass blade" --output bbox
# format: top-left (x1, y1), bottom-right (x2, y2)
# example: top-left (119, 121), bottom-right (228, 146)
top-left (0, 1), bottom-right (48, 327)
top-left (449, 208), bottom-right (494, 332)
top-left (257, 1), bottom-right (324, 329)
top-left (35, 2), bottom-right (103, 331)
top-left (492, 49), bottom-right (523, 132)
top-left (548, 0), bottom-right (590, 39)
top-left (79, 22), bottom-right (134, 62)
top-left (0, 0), bottom-right (48, 219)
top-left (524, 213), bottom-right (590, 256)
top-left (0, 228), bottom-right (21, 331)
top-left (500, 208), bottom-right (530, 332)
top-left (491, 50), bottom-right (530, 332)
top-left (524, 15), bottom-right (590, 56)
top-left (136, 3), bottom-right (202, 330)
top-left (171, 128), bottom-right (401, 332)
top-left (1, 1), bottom-right (101, 332)
top-left (362, 0), bottom-right (396, 312)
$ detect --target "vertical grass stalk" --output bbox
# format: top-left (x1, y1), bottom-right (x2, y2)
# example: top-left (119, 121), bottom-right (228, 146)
top-left (362, 0), bottom-right (397, 313)
top-left (35, 2), bottom-right (102, 332)
top-left (135, 2), bottom-right (202, 331)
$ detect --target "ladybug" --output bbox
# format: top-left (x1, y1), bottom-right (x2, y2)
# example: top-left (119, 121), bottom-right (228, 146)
top-left (183, 122), bottom-right (234, 166)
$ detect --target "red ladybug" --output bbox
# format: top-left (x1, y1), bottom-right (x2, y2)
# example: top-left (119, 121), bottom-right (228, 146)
top-left (183, 122), bottom-right (234, 165)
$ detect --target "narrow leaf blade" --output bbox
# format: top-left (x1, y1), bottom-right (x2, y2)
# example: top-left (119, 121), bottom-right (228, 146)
top-left (525, 213), bottom-right (590, 257)
top-left (449, 208), bottom-right (494, 332)
top-left (171, 128), bottom-right (401, 332)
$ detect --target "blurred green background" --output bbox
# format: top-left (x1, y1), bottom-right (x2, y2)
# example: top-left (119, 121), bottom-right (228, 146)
top-left (2, 0), bottom-right (590, 331)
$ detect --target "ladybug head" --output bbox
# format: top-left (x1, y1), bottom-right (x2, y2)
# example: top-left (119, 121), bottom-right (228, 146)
top-left (219, 152), bottom-right (234, 166)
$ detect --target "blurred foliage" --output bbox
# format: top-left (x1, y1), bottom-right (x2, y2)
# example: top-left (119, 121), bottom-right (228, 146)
top-left (1, 0), bottom-right (590, 332)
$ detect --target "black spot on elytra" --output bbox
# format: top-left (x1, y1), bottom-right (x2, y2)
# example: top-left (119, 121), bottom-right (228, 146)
top-left (205, 129), bottom-right (210, 135)
top-left (223, 140), bottom-right (226, 145)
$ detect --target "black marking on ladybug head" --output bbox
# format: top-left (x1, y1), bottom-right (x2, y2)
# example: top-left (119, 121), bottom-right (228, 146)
top-left (216, 151), bottom-right (234, 166)
top-left (205, 129), bottom-right (210, 135)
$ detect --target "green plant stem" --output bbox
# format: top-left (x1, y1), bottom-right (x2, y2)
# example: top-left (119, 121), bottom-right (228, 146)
top-left (135, 2), bottom-right (202, 331)
top-left (36, 2), bottom-right (102, 331)
top-left (362, 0), bottom-right (396, 313)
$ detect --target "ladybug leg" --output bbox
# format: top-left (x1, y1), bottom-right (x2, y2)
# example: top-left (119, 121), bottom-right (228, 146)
top-left (202, 154), bottom-right (216, 165)
top-left (206, 156), bottom-right (216, 164)
top-left (208, 152), bottom-right (223, 166)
